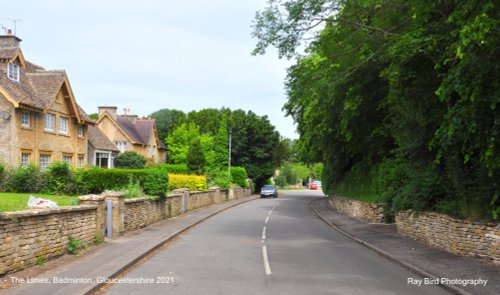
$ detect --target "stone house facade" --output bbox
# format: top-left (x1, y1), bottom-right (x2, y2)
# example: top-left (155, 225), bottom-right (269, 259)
top-left (96, 106), bottom-right (167, 164)
top-left (0, 35), bottom-right (94, 169)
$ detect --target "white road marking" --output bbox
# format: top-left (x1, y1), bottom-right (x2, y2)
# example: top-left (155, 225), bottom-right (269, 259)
top-left (265, 216), bottom-right (269, 224)
top-left (262, 226), bottom-right (267, 240)
top-left (262, 246), bottom-right (272, 275)
top-left (268, 210), bottom-right (273, 216)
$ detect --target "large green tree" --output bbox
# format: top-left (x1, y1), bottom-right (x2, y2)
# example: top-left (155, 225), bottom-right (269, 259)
top-left (253, 0), bottom-right (499, 219)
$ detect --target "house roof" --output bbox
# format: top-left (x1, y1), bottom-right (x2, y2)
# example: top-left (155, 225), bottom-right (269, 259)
top-left (0, 41), bottom-right (93, 124)
top-left (88, 125), bottom-right (119, 152)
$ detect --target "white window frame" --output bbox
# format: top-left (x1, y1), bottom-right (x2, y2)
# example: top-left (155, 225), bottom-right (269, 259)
top-left (21, 153), bottom-right (30, 167)
top-left (21, 111), bottom-right (30, 127)
top-left (77, 156), bottom-right (84, 168)
top-left (7, 63), bottom-right (20, 82)
top-left (39, 154), bottom-right (51, 171)
top-left (115, 141), bottom-right (127, 153)
top-left (77, 125), bottom-right (84, 137)
top-left (44, 113), bottom-right (55, 132)
top-left (59, 116), bottom-right (69, 134)
top-left (63, 155), bottom-right (72, 165)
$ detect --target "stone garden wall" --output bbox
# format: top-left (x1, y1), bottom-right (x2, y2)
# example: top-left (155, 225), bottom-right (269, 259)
top-left (396, 211), bottom-right (500, 265)
top-left (329, 196), bottom-right (385, 223)
top-left (0, 188), bottom-right (251, 275)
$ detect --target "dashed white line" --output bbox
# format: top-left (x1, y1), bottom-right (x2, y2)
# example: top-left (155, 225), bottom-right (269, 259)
top-left (264, 216), bottom-right (269, 224)
top-left (262, 226), bottom-right (267, 240)
top-left (268, 210), bottom-right (273, 216)
top-left (262, 246), bottom-right (272, 275)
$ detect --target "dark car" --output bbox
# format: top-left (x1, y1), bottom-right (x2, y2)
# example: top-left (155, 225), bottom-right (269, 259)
top-left (260, 185), bottom-right (278, 198)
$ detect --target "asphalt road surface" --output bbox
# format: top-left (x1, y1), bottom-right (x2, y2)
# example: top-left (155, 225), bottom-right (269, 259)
top-left (105, 190), bottom-right (450, 295)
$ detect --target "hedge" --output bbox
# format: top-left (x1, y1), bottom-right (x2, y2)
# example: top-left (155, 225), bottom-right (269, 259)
top-left (230, 166), bottom-right (248, 188)
top-left (169, 174), bottom-right (207, 191)
top-left (156, 164), bottom-right (188, 174)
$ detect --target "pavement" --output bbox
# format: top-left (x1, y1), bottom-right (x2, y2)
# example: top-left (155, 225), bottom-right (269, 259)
top-left (310, 197), bottom-right (500, 295)
top-left (0, 195), bottom-right (259, 295)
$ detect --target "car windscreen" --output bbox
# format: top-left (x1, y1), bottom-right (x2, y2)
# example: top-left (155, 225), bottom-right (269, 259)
top-left (262, 185), bottom-right (275, 190)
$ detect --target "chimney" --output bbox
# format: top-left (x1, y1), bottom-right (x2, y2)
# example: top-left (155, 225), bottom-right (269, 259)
top-left (98, 106), bottom-right (117, 120)
top-left (0, 35), bottom-right (22, 49)
top-left (121, 108), bottom-right (138, 123)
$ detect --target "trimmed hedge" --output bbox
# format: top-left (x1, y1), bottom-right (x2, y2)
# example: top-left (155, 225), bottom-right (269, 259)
top-left (156, 164), bottom-right (188, 174)
top-left (230, 166), bottom-right (248, 188)
top-left (76, 168), bottom-right (168, 197)
top-left (169, 174), bottom-right (207, 191)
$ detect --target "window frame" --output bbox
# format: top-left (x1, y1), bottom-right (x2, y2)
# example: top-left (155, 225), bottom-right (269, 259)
top-left (44, 113), bottom-right (55, 132)
top-left (21, 153), bottom-right (31, 167)
top-left (59, 116), bottom-right (69, 134)
top-left (21, 111), bottom-right (30, 128)
top-left (7, 62), bottom-right (20, 82)
top-left (77, 125), bottom-right (84, 138)
top-left (39, 154), bottom-right (51, 171)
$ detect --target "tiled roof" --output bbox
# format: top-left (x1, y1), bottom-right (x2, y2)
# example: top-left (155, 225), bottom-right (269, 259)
top-left (0, 44), bottom-right (93, 123)
top-left (88, 125), bottom-right (119, 152)
top-left (116, 117), bottom-right (147, 145)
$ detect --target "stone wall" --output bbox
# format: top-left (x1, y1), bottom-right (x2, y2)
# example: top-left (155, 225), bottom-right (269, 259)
top-left (396, 211), bottom-right (500, 265)
top-left (0, 206), bottom-right (97, 275)
top-left (0, 188), bottom-right (252, 275)
top-left (329, 196), bottom-right (385, 223)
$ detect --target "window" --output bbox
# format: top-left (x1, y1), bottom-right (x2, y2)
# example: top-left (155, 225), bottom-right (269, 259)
top-left (7, 63), bottom-right (19, 82)
top-left (39, 154), bottom-right (51, 171)
top-left (21, 111), bottom-right (30, 127)
top-left (115, 141), bottom-right (127, 153)
top-left (44, 113), bottom-right (55, 131)
top-left (63, 155), bottom-right (72, 165)
top-left (77, 156), bottom-right (84, 168)
top-left (59, 117), bottom-right (69, 134)
top-left (77, 125), bottom-right (84, 137)
top-left (21, 153), bottom-right (30, 167)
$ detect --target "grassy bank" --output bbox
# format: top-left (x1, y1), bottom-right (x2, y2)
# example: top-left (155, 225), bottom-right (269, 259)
top-left (0, 193), bottom-right (78, 212)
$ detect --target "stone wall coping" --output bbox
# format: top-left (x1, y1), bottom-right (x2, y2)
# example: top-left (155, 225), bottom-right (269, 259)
top-left (331, 195), bottom-right (384, 206)
top-left (172, 188), bottom-right (189, 193)
top-left (166, 193), bottom-right (182, 198)
top-left (190, 191), bottom-right (206, 195)
top-left (102, 191), bottom-right (125, 198)
top-left (124, 197), bottom-right (151, 204)
top-left (0, 205), bottom-right (98, 219)
top-left (79, 194), bottom-right (105, 201)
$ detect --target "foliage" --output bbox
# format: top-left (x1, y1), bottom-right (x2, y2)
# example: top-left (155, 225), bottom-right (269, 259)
top-left (169, 174), bottom-right (207, 191)
top-left (230, 166), bottom-right (248, 188)
top-left (254, 0), bottom-right (499, 220)
top-left (114, 151), bottom-right (146, 169)
top-left (208, 169), bottom-right (232, 190)
top-left (213, 116), bottom-right (229, 170)
top-left (67, 237), bottom-right (82, 255)
top-left (46, 162), bottom-right (73, 195)
top-left (156, 164), bottom-right (188, 174)
top-left (142, 169), bottom-right (169, 197)
top-left (121, 177), bottom-right (145, 199)
top-left (149, 109), bottom-right (187, 145)
top-left (186, 137), bottom-right (206, 174)
top-left (4, 165), bottom-right (44, 193)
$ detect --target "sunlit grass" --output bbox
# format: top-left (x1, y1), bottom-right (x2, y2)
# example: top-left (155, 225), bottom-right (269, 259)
top-left (0, 193), bottom-right (78, 212)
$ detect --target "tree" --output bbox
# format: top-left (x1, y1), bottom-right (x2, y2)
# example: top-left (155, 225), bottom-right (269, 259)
top-left (166, 123), bottom-right (202, 164)
top-left (149, 109), bottom-right (187, 145)
top-left (213, 115), bottom-right (229, 171)
top-left (186, 137), bottom-right (206, 175)
top-left (115, 151), bottom-right (146, 169)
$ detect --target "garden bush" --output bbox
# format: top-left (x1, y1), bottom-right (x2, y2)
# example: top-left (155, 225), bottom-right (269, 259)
top-left (156, 164), bottom-right (188, 174)
top-left (230, 166), bottom-right (247, 188)
top-left (169, 174), bottom-right (207, 191)
top-left (114, 151), bottom-right (146, 169)
top-left (4, 165), bottom-right (44, 193)
top-left (208, 169), bottom-right (232, 190)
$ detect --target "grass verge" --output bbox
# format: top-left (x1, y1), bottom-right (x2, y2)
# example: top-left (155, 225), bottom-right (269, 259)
top-left (0, 193), bottom-right (78, 212)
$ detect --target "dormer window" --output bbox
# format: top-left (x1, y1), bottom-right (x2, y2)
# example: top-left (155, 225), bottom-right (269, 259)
top-left (7, 63), bottom-right (20, 82)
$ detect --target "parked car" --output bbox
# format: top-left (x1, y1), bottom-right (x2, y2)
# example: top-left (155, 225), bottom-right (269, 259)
top-left (312, 180), bottom-right (322, 187)
top-left (309, 183), bottom-right (318, 190)
top-left (260, 185), bottom-right (278, 198)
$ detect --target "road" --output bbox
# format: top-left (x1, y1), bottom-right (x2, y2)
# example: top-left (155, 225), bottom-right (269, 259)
top-left (105, 190), bottom-right (449, 295)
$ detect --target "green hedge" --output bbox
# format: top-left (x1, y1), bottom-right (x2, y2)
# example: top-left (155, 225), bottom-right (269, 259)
top-left (230, 166), bottom-right (248, 188)
top-left (156, 164), bottom-right (188, 174)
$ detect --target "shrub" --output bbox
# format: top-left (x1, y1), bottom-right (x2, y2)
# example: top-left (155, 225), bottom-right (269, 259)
top-left (75, 167), bottom-right (168, 196)
top-left (208, 169), bottom-right (232, 190)
top-left (169, 174), bottom-right (207, 191)
top-left (0, 162), bottom-right (5, 191)
top-left (121, 177), bottom-right (145, 198)
top-left (5, 165), bottom-right (43, 193)
top-left (156, 164), bottom-right (188, 174)
top-left (46, 162), bottom-right (73, 194)
top-left (230, 166), bottom-right (247, 188)
top-left (115, 151), bottom-right (146, 169)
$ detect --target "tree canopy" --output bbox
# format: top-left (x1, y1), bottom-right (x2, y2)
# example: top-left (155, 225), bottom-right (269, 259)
top-left (253, 0), bottom-right (499, 219)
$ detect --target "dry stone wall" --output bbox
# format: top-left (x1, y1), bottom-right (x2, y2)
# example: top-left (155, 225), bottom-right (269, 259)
top-left (0, 206), bottom-right (97, 275)
top-left (396, 211), bottom-right (500, 266)
top-left (329, 196), bottom-right (385, 223)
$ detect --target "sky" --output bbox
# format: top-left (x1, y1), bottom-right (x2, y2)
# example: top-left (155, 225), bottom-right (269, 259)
top-left (1, 0), bottom-right (298, 139)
